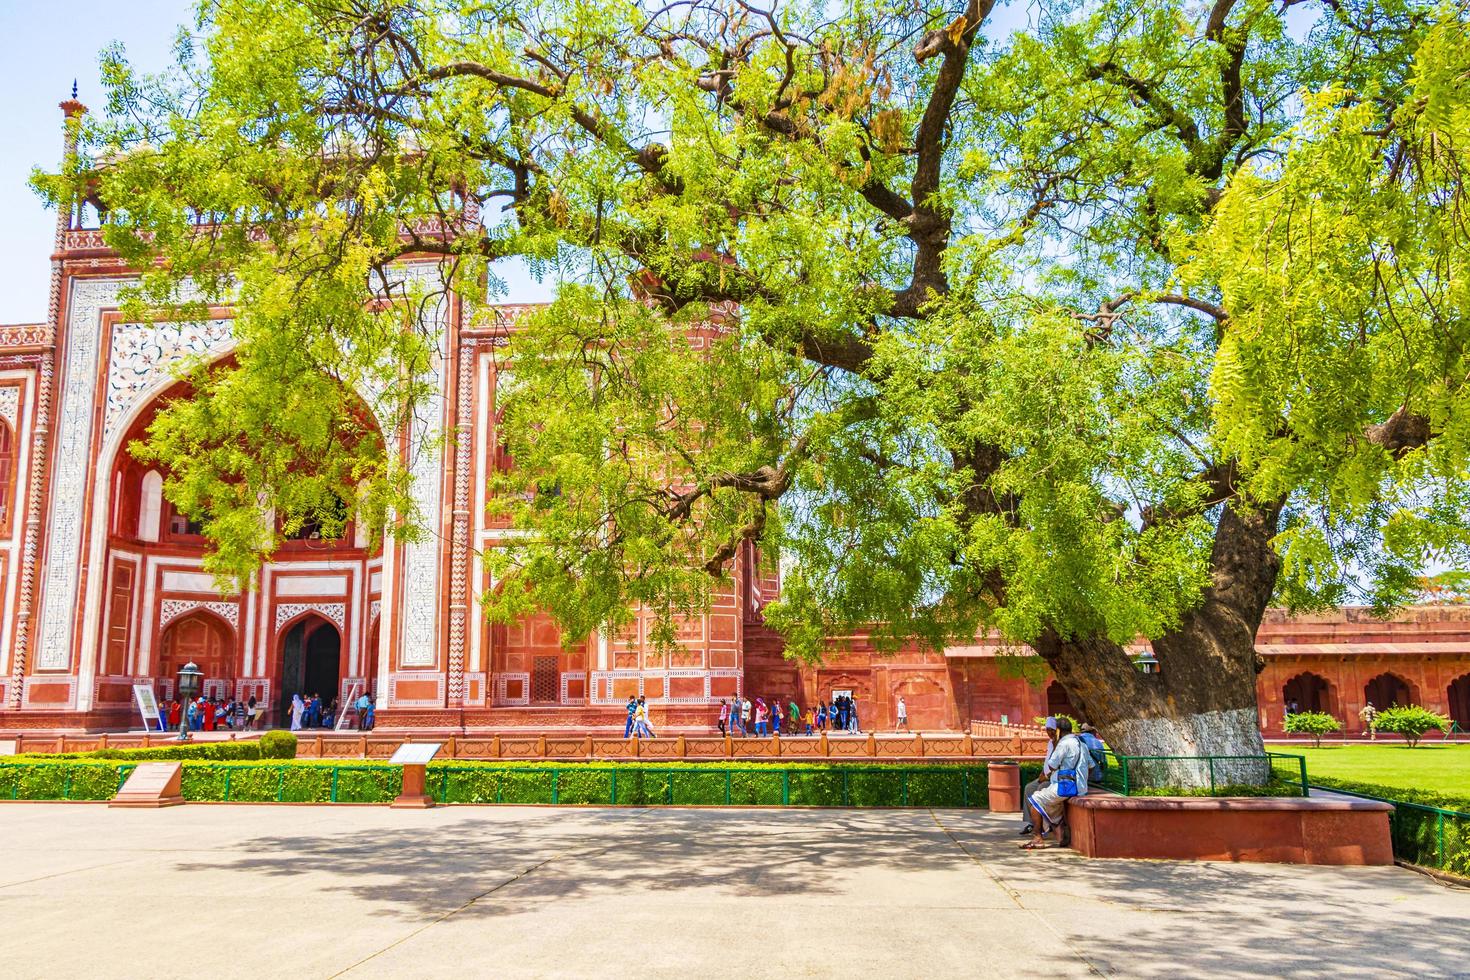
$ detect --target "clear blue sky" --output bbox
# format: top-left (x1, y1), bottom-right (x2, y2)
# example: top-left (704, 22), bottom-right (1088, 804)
top-left (0, 0), bottom-right (564, 323)
top-left (0, 1), bottom-right (194, 323)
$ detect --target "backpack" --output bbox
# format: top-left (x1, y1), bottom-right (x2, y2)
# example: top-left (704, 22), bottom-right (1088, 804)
top-left (1085, 736), bottom-right (1107, 775)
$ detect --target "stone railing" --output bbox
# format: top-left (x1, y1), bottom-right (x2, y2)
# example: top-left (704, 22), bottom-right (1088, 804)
top-left (2, 730), bottom-right (1053, 761)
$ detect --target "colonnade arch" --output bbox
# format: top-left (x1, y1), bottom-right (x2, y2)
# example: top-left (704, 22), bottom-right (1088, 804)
top-left (278, 613), bottom-right (342, 725)
top-left (1282, 672), bottom-right (1335, 715)
top-left (1363, 672), bottom-right (1416, 711)
top-left (158, 610), bottom-right (236, 698)
top-left (1448, 674), bottom-right (1470, 729)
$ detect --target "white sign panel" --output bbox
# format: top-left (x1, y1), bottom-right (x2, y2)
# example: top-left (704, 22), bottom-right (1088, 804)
top-left (133, 683), bottom-right (164, 730)
top-left (389, 743), bottom-right (443, 765)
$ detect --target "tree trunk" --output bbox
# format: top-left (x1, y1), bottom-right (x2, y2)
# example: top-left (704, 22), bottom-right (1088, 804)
top-left (1037, 500), bottom-right (1284, 788)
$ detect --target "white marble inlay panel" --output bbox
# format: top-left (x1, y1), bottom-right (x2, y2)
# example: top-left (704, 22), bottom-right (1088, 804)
top-left (161, 571), bottom-right (221, 594)
top-left (396, 263), bottom-right (448, 666)
top-left (37, 278), bottom-right (126, 670)
top-left (0, 385), bottom-right (19, 427)
top-left (275, 575), bottom-right (348, 597)
top-left (159, 598), bottom-right (240, 628)
top-left (275, 601), bottom-right (346, 631)
top-left (103, 318), bottom-right (234, 443)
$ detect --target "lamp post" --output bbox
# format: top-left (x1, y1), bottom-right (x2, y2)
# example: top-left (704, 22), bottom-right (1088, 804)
top-left (176, 662), bottom-right (203, 741)
top-left (1134, 648), bottom-right (1160, 675)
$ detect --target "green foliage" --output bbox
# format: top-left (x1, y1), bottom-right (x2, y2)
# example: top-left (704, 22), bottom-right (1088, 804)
top-left (1373, 705), bottom-right (1453, 748)
top-left (0, 760), bottom-right (992, 807)
top-left (11, 742), bottom-right (262, 761)
top-left (258, 731), bottom-right (298, 759)
top-left (1283, 711), bottom-right (1342, 747)
top-left (35, 1), bottom-right (1470, 745)
top-left (1309, 776), bottom-right (1470, 877)
top-left (0, 763), bottom-right (127, 801)
top-left (1310, 776), bottom-right (1470, 815)
top-left (1124, 783), bottom-right (1306, 799)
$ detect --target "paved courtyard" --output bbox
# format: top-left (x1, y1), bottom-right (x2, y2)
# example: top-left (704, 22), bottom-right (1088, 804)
top-left (0, 804), bottom-right (1465, 978)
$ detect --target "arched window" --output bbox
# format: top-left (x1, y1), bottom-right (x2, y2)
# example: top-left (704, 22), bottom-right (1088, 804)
top-left (138, 470), bottom-right (164, 543)
top-left (0, 418), bottom-right (13, 532)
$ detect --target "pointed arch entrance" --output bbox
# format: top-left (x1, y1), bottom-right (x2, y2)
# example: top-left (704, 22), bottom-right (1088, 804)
top-left (1364, 672), bottom-right (1414, 710)
top-left (1448, 674), bottom-right (1470, 730)
top-left (278, 615), bottom-right (341, 726)
top-left (159, 611), bottom-right (235, 697)
top-left (1283, 672), bottom-right (1335, 715)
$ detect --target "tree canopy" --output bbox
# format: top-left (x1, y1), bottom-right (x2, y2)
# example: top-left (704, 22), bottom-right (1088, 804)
top-left (42, 0), bottom-right (1470, 745)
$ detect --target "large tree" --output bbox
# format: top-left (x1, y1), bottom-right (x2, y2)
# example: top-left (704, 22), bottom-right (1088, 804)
top-left (48, 0), bottom-right (1470, 770)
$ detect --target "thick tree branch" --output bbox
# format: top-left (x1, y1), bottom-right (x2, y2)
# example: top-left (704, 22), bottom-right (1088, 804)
top-left (1365, 406), bottom-right (1433, 458)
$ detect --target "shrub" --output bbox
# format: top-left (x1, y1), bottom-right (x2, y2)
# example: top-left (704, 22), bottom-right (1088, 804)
top-left (1310, 776), bottom-right (1470, 877)
top-left (0, 759), bottom-right (994, 807)
top-left (1283, 711), bottom-right (1342, 747)
top-left (1309, 776), bottom-right (1470, 813)
top-left (1373, 705), bottom-right (1451, 748)
top-left (259, 731), bottom-right (298, 759)
top-left (0, 761), bottom-right (128, 800)
top-left (14, 742), bottom-right (261, 761)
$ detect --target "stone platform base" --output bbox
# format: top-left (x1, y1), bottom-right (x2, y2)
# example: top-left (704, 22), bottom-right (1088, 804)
top-left (1065, 793), bottom-right (1395, 865)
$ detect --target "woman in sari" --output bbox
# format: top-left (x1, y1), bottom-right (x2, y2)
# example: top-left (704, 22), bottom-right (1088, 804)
top-left (289, 693), bottom-right (305, 731)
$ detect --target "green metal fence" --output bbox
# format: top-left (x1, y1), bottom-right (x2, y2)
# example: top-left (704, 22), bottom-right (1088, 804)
top-left (0, 761), bottom-right (991, 808)
top-left (1311, 785), bottom-right (1470, 876)
top-left (1099, 751), bottom-right (1308, 797)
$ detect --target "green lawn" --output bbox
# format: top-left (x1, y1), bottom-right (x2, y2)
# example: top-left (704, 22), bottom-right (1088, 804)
top-left (1268, 742), bottom-right (1470, 794)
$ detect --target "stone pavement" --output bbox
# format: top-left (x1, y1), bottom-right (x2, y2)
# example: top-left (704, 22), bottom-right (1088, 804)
top-left (0, 804), bottom-right (1465, 979)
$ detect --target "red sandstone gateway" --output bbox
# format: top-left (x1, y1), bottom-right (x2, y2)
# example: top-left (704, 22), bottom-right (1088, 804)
top-left (2, 100), bottom-right (1470, 735)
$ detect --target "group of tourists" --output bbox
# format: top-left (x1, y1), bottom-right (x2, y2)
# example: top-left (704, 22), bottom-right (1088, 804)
top-left (158, 689), bottom-right (379, 734)
top-left (157, 693), bottom-right (262, 732)
top-left (623, 696), bottom-right (656, 738)
top-left (286, 691), bottom-right (377, 730)
top-left (714, 693), bottom-right (866, 737)
top-left (288, 693), bottom-right (339, 730)
top-left (1019, 716), bottom-right (1107, 851)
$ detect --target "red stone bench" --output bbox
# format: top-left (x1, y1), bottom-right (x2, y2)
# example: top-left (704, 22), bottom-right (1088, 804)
top-left (1065, 792), bottom-right (1394, 865)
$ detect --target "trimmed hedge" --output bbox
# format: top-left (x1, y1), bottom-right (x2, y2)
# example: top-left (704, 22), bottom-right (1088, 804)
top-left (0, 759), bottom-right (1000, 807)
top-left (10, 742), bottom-right (265, 762)
top-left (0, 762), bottom-right (128, 801)
top-left (1311, 776), bottom-right (1470, 877)
top-left (1311, 775), bottom-right (1470, 813)
top-left (259, 731), bottom-right (298, 759)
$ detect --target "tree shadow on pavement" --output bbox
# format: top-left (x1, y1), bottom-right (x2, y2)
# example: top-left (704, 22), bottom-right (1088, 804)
top-left (170, 807), bottom-right (981, 916)
top-left (951, 819), bottom-right (1470, 978)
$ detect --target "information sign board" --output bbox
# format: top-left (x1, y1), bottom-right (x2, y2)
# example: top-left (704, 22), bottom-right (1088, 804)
top-left (389, 742), bottom-right (442, 765)
top-left (132, 683), bottom-right (164, 731)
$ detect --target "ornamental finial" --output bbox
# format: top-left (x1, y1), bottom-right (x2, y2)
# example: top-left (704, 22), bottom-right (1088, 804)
top-left (71, 79), bottom-right (78, 99)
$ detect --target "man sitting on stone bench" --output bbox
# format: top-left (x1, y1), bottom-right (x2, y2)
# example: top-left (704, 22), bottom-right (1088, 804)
top-left (1019, 716), bottom-right (1059, 836)
top-left (1021, 717), bottom-right (1090, 851)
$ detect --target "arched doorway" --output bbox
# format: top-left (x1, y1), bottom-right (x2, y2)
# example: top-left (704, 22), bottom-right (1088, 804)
top-left (159, 611), bottom-right (235, 696)
top-left (278, 616), bottom-right (341, 727)
top-left (1364, 672), bottom-right (1413, 710)
top-left (1283, 672), bottom-right (1333, 714)
top-left (1448, 674), bottom-right (1470, 730)
top-left (1046, 681), bottom-right (1078, 721)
